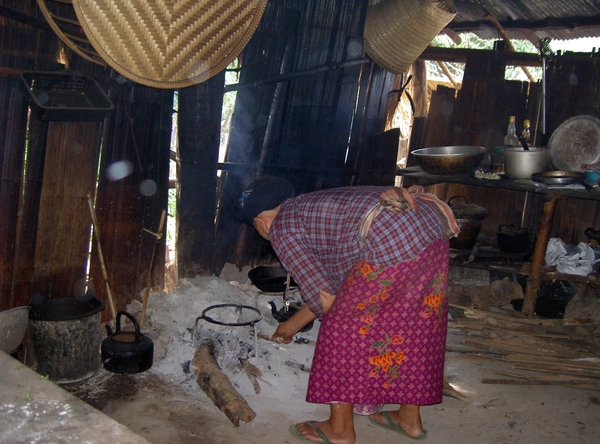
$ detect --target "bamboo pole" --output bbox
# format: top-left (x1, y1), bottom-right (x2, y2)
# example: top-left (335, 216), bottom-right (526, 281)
top-left (140, 209), bottom-right (166, 329)
top-left (438, 61), bottom-right (460, 89)
top-left (87, 193), bottom-right (117, 325)
top-left (485, 12), bottom-right (537, 83)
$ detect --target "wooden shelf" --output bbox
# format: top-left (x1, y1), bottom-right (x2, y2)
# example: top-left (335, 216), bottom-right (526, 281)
top-left (405, 170), bottom-right (600, 304)
top-left (450, 249), bottom-right (599, 285)
top-left (397, 167), bottom-right (600, 201)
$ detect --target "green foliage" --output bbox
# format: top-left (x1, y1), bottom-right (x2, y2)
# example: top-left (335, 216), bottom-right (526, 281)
top-left (167, 187), bottom-right (177, 247)
top-left (428, 33), bottom-right (542, 82)
top-left (220, 59), bottom-right (240, 160)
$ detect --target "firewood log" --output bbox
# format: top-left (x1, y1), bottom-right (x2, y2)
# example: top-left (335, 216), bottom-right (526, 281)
top-left (191, 340), bottom-right (256, 427)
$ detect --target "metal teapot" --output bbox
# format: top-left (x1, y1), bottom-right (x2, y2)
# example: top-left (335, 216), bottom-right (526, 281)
top-left (101, 311), bottom-right (154, 374)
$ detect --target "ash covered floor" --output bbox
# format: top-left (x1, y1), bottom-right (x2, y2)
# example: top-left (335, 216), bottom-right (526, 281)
top-left (58, 265), bottom-right (600, 444)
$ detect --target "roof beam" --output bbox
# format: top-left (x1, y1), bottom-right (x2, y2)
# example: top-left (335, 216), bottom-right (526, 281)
top-left (448, 15), bottom-right (600, 34)
top-left (419, 46), bottom-right (542, 66)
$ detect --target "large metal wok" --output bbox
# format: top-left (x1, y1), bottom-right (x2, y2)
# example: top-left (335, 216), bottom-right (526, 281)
top-left (412, 146), bottom-right (487, 175)
top-left (248, 266), bottom-right (297, 293)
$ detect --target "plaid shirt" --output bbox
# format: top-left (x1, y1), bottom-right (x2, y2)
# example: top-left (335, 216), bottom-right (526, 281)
top-left (270, 186), bottom-right (446, 318)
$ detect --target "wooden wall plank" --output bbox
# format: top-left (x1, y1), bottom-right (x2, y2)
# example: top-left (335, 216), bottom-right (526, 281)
top-left (32, 121), bottom-right (101, 299)
top-left (0, 74), bottom-right (28, 310)
top-left (423, 85), bottom-right (457, 148)
top-left (90, 85), bottom-right (172, 320)
top-left (177, 73), bottom-right (223, 277)
top-left (11, 116), bottom-right (48, 308)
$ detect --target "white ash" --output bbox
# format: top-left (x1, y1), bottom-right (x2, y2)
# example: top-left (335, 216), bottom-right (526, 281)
top-left (131, 268), bottom-right (312, 384)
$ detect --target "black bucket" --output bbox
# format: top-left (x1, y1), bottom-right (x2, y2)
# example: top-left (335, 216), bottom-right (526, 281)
top-left (29, 295), bottom-right (105, 382)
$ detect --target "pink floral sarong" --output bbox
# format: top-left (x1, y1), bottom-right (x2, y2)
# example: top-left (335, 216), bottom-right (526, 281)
top-left (306, 238), bottom-right (449, 407)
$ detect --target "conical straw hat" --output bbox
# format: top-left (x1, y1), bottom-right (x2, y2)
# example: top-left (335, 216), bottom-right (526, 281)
top-left (364, 0), bottom-right (456, 74)
top-left (72, 0), bottom-right (268, 88)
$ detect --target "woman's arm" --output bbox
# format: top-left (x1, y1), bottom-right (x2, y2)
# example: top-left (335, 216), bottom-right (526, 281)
top-left (272, 290), bottom-right (335, 343)
top-left (272, 304), bottom-right (317, 343)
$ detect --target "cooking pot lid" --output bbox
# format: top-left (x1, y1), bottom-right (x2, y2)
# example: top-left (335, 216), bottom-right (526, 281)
top-left (449, 202), bottom-right (487, 220)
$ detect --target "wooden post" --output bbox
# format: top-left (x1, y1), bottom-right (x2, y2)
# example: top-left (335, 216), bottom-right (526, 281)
top-left (523, 197), bottom-right (556, 315)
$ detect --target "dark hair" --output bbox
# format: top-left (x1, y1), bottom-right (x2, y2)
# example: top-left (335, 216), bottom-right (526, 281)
top-left (234, 176), bottom-right (295, 225)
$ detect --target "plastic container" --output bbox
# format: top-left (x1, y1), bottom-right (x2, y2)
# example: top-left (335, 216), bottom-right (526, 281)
top-left (490, 146), bottom-right (507, 173)
top-left (584, 170), bottom-right (600, 187)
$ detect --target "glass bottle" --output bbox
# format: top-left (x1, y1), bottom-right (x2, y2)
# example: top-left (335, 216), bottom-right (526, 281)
top-left (504, 116), bottom-right (520, 147)
top-left (522, 119), bottom-right (531, 146)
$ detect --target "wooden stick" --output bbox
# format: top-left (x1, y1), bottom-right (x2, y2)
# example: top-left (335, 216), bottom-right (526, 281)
top-left (87, 193), bottom-right (117, 325)
top-left (240, 358), bottom-right (261, 394)
top-left (257, 331), bottom-right (283, 343)
top-left (285, 360), bottom-right (311, 373)
top-left (443, 380), bottom-right (469, 401)
top-left (140, 209), bottom-right (166, 329)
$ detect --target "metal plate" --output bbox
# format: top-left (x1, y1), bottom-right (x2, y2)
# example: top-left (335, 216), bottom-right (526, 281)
top-left (531, 171), bottom-right (584, 185)
top-left (548, 115), bottom-right (600, 171)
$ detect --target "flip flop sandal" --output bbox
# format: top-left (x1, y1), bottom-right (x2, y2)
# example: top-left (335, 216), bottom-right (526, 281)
top-left (368, 411), bottom-right (427, 440)
top-left (289, 421), bottom-right (333, 444)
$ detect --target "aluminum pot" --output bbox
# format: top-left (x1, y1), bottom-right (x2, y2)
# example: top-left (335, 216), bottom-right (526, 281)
top-left (412, 146), bottom-right (487, 175)
top-left (504, 147), bottom-right (549, 179)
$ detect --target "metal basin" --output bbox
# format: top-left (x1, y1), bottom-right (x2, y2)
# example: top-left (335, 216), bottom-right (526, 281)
top-left (412, 146), bottom-right (487, 175)
top-left (0, 306), bottom-right (31, 354)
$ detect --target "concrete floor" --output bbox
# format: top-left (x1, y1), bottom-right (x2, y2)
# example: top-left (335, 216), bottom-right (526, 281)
top-left (57, 324), bottom-right (600, 444)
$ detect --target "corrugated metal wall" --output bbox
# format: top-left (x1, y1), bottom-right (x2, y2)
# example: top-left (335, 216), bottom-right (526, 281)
top-left (212, 0), bottom-right (399, 271)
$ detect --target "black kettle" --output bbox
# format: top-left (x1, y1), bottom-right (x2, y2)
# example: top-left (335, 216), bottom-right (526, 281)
top-left (101, 311), bottom-right (154, 374)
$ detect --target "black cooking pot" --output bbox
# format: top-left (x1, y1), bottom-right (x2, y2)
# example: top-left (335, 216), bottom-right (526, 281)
top-left (248, 266), bottom-right (297, 293)
top-left (585, 227), bottom-right (600, 243)
top-left (101, 311), bottom-right (153, 374)
top-left (447, 196), bottom-right (487, 250)
top-left (497, 224), bottom-right (529, 253)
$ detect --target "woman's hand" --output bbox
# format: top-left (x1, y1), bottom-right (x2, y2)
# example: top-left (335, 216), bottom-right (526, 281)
top-left (271, 304), bottom-right (317, 344)
top-left (320, 290), bottom-right (336, 314)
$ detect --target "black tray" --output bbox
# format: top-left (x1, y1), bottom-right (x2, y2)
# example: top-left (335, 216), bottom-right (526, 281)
top-left (21, 71), bottom-right (114, 121)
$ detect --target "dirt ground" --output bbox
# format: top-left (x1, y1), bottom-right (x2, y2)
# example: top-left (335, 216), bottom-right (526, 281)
top-left (60, 332), bottom-right (600, 444)
top-left (57, 269), bottom-right (600, 444)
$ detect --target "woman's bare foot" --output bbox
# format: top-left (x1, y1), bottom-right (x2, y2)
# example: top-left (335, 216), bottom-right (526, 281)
top-left (369, 404), bottom-right (424, 438)
top-left (292, 420), bottom-right (356, 444)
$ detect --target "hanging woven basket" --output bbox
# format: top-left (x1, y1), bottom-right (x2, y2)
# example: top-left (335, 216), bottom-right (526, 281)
top-left (364, 0), bottom-right (457, 74)
top-left (72, 0), bottom-right (268, 89)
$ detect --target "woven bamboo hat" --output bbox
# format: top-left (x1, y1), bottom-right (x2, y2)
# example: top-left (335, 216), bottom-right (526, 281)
top-left (72, 0), bottom-right (268, 89)
top-left (364, 0), bottom-right (457, 74)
